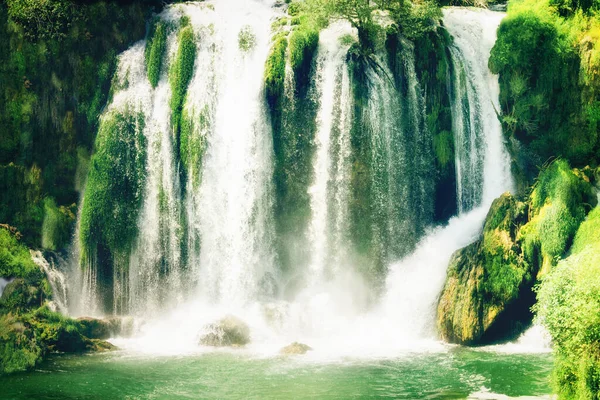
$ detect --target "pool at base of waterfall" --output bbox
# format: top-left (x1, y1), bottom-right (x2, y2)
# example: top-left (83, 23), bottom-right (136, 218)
top-left (0, 349), bottom-right (552, 399)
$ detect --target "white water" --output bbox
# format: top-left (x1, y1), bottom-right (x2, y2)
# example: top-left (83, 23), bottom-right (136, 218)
top-left (444, 7), bottom-right (514, 204)
top-left (31, 251), bottom-right (69, 313)
top-left (186, 0), bottom-right (277, 306)
top-left (307, 21), bottom-right (355, 286)
top-left (0, 277), bottom-right (13, 297)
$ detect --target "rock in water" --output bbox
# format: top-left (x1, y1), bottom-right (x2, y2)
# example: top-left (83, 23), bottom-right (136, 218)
top-left (199, 315), bottom-right (250, 347)
top-left (437, 193), bottom-right (532, 345)
top-left (280, 342), bottom-right (312, 355)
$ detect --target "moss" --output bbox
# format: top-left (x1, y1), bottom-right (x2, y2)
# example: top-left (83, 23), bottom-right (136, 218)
top-left (145, 19), bottom-right (168, 88)
top-left (288, 24), bottom-right (319, 85)
top-left (0, 306), bottom-right (116, 375)
top-left (238, 25), bottom-right (256, 52)
top-left (437, 193), bottom-right (532, 345)
top-left (518, 159), bottom-right (597, 276)
top-left (264, 33), bottom-right (288, 109)
top-left (79, 109), bottom-right (147, 269)
top-left (432, 130), bottom-right (454, 168)
top-left (41, 198), bottom-right (76, 251)
top-left (169, 22), bottom-right (196, 155)
top-left (180, 105), bottom-right (208, 188)
top-left (0, 227), bottom-right (40, 281)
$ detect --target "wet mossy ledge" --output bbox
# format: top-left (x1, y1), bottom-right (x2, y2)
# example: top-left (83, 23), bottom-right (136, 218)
top-left (0, 227), bottom-right (115, 375)
top-left (438, 159), bottom-right (598, 346)
top-left (79, 109), bottom-right (147, 305)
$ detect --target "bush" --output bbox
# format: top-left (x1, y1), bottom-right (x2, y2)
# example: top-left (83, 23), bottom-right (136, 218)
top-left (535, 206), bottom-right (600, 398)
top-left (518, 159), bottom-right (597, 275)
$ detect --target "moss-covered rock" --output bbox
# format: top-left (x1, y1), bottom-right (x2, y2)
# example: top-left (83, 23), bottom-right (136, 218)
top-left (265, 33), bottom-right (288, 110)
top-left (437, 193), bottom-right (532, 345)
top-left (518, 159), bottom-right (597, 276)
top-left (169, 19), bottom-right (196, 140)
top-left (0, 306), bottom-right (116, 375)
top-left (145, 19), bottom-right (169, 88)
top-left (280, 342), bottom-right (312, 355)
top-left (199, 315), bottom-right (250, 347)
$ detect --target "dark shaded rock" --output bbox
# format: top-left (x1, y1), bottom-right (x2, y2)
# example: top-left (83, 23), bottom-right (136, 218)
top-left (280, 342), bottom-right (312, 355)
top-left (77, 316), bottom-right (133, 340)
top-left (199, 315), bottom-right (250, 347)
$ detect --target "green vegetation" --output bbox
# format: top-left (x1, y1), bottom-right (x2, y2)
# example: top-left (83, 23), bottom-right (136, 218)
top-left (289, 23), bottom-right (319, 84)
top-left (0, 227), bottom-right (42, 281)
top-left (79, 109), bottom-right (147, 274)
top-left (535, 206), bottom-right (600, 399)
top-left (0, 0), bottom-right (154, 248)
top-left (264, 33), bottom-right (288, 109)
top-left (169, 20), bottom-right (196, 159)
top-left (490, 0), bottom-right (600, 180)
top-left (238, 25), bottom-right (256, 52)
top-left (145, 19), bottom-right (169, 88)
top-left (41, 198), bottom-right (76, 251)
top-left (518, 159), bottom-right (597, 276)
top-left (180, 105), bottom-right (208, 188)
top-left (438, 193), bottom-right (532, 345)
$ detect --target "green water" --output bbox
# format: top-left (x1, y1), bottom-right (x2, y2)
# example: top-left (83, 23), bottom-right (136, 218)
top-left (0, 349), bottom-right (552, 399)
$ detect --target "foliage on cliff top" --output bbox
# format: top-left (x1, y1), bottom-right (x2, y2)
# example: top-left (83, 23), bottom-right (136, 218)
top-left (490, 0), bottom-right (600, 174)
top-left (0, 0), bottom-right (152, 248)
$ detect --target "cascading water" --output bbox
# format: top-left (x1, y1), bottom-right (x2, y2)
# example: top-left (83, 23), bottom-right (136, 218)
top-left (64, 2), bottom-right (518, 358)
top-left (444, 8), bottom-right (514, 206)
top-left (307, 21), bottom-right (355, 286)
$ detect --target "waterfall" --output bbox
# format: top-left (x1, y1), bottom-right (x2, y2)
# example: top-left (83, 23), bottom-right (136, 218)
top-left (63, 2), bottom-right (515, 357)
top-left (380, 7), bottom-right (513, 338)
top-left (444, 8), bottom-right (514, 205)
top-left (31, 251), bottom-right (69, 313)
top-left (186, 0), bottom-right (277, 306)
top-left (307, 22), bottom-right (355, 286)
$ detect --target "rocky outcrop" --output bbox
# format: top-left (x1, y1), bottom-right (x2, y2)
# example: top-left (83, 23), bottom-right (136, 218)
top-left (437, 193), bottom-right (531, 345)
top-left (198, 315), bottom-right (250, 347)
top-left (280, 342), bottom-right (312, 355)
top-left (437, 160), bottom-right (598, 345)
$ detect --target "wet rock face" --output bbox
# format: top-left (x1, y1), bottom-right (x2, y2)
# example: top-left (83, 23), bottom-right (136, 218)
top-left (198, 315), bottom-right (250, 347)
top-left (280, 342), bottom-right (312, 355)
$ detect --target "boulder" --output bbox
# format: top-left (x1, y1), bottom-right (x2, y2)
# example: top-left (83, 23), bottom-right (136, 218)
top-left (280, 342), bottom-right (312, 355)
top-left (199, 315), bottom-right (250, 347)
top-left (437, 193), bottom-right (533, 345)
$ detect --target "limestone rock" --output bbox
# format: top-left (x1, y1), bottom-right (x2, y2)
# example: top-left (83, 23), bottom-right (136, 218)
top-left (199, 315), bottom-right (250, 347)
top-left (437, 193), bottom-right (532, 345)
top-left (280, 342), bottom-right (312, 355)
